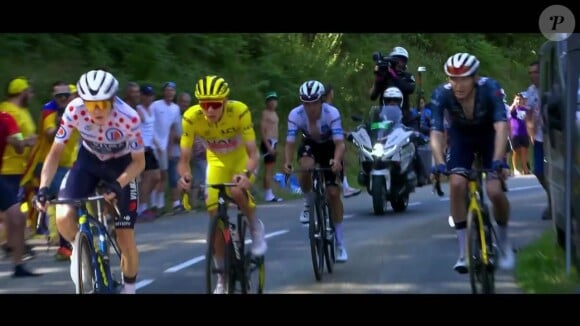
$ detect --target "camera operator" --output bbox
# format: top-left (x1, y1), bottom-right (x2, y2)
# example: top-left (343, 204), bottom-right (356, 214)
top-left (369, 47), bottom-right (425, 186)
top-left (369, 46), bottom-right (416, 127)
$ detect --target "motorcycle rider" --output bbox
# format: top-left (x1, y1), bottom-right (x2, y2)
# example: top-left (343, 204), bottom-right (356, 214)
top-left (368, 47), bottom-right (426, 186)
top-left (360, 87), bottom-right (427, 187)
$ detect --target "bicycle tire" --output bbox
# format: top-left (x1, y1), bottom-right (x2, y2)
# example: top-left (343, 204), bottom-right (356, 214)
top-left (466, 209), bottom-right (495, 294)
top-left (74, 231), bottom-right (96, 294)
top-left (205, 216), bottom-right (233, 294)
top-left (310, 197), bottom-right (325, 281)
top-left (322, 200), bottom-right (335, 274)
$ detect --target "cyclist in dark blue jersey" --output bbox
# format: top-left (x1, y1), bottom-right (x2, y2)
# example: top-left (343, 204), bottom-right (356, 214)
top-left (429, 53), bottom-right (514, 274)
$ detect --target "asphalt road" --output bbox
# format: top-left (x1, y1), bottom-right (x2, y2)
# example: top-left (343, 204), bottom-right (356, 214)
top-left (0, 175), bottom-right (550, 294)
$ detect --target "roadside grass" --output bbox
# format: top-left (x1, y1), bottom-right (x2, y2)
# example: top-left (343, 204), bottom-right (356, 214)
top-left (515, 230), bottom-right (580, 293)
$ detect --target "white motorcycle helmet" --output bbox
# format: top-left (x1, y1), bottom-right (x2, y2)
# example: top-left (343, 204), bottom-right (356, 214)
top-left (382, 87), bottom-right (404, 108)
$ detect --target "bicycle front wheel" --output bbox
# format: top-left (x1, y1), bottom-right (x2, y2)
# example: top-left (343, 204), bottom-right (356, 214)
top-left (466, 209), bottom-right (495, 294)
top-left (310, 197), bottom-right (325, 281)
top-left (205, 217), bottom-right (233, 294)
top-left (74, 231), bottom-right (96, 294)
top-left (322, 201), bottom-right (335, 274)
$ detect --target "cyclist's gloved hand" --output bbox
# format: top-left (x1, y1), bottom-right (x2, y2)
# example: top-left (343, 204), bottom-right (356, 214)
top-left (104, 180), bottom-right (124, 200)
top-left (35, 187), bottom-right (50, 204)
top-left (430, 163), bottom-right (447, 176)
top-left (491, 160), bottom-right (509, 173)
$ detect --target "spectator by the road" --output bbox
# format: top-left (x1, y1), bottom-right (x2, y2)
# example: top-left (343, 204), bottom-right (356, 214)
top-left (509, 92), bottom-right (530, 175)
top-left (260, 91), bottom-right (283, 202)
top-left (0, 77), bottom-right (40, 277)
top-left (124, 82), bottom-right (140, 110)
top-left (167, 92), bottom-right (190, 214)
top-left (525, 60), bottom-right (551, 220)
top-left (151, 82), bottom-right (181, 215)
top-left (136, 84), bottom-right (161, 221)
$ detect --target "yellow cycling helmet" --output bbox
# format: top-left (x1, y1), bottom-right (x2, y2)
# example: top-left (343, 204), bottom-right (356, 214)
top-left (194, 75), bottom-right (230, 100)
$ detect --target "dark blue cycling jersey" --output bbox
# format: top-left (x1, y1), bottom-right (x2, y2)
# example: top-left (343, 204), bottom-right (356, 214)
top-left (430, 77), bottom-right (507, 134)
top-left (429, 77), bottom-right (508, 172)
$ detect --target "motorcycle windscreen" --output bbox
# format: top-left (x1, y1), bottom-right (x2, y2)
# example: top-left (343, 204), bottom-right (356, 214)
top-left (370, 105), bottom-right (403, 142)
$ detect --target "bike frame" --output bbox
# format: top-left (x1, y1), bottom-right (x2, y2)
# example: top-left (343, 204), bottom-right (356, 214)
top-left (48, 195), bottom-right (122, 294)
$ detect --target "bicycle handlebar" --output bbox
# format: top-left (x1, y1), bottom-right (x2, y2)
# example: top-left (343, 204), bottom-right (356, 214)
top-left (46, 195), bottom-right (121, 218)
top-left (431, 169), bottom-right (508, 197)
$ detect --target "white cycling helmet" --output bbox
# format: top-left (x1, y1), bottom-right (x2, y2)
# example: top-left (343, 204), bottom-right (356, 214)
top-left (444, 52), bottom-right (480, 77)
top-left (77, 69), bottom-right (119, 101)
top-left (299, 80), bottom-right (325, 102)
top-left (389, 46), bottom-right (409, 60)
top-left (382, 87), bottom-right (404, 107)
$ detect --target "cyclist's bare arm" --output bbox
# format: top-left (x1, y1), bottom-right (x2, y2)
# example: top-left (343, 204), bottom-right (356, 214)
top-left (178, 146), bottom-right (193, 179)
top-left (244, 141), bottom-right (259, 173)
top-left (429, 130), bottom-right (446, 165)
top-left (492, 121), bottom-right (508, 161)
top-left (39, 142), bottom-right (65, 189)
top-left (117, 150), bottom-right (145, 188)
top-left (333, 139), bottom-right (345, 163)
top-left (284, 141), bottom-right (296, 168)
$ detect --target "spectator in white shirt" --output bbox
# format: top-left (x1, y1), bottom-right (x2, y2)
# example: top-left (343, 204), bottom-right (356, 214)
top-left (136, 85), bottom-right (161, 221)
top-left (150, 81), bottom-right (181, 215)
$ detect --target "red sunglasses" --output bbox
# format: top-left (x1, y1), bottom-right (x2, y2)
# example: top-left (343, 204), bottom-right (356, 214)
top-left (200, 101), bottom-right (224, 110)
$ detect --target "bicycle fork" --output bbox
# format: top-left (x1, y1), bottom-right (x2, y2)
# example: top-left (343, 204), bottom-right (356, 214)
top-left (80, 216), bottom-right (114, 292)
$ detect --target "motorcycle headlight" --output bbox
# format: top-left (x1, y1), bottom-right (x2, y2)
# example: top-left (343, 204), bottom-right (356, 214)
top-left (372, 143), bottom-right (384, 157)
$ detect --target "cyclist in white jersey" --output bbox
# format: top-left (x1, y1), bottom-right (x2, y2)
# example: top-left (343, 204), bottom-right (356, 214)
top-left (282, 80), bottom-right (348, 263)
top-left (36, 69), bottom-right (146, 294)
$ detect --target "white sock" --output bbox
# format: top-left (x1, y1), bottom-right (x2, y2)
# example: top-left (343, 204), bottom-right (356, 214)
top-left (138, 203), bottom-right (148, 214)
top-left (150, 191), bottom-right (157, 208)
top-left (335, 222), bottom-right (344, 246)
top-left (122, 282), bottom-right (136, 294)
top-left (157, 192), bottom-right (165, 209)
top-left (264, 189), bottom-right (274, 200)
top-left (456, 229), bottom-right (466, 258)
top-left (173, 200), bottom-right (181, 208)
top-left (498, 224), bottom-right (509, 248)
top-left (343, 176), bottom-right (350, 190)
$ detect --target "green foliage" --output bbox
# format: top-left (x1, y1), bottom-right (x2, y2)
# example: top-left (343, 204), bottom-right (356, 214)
top-left (0, 33), bottom-right (544, 187)
top-left (0, 32), bottom-right (544, 132)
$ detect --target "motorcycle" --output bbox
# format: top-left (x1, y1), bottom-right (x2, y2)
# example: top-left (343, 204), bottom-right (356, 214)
top-left (347, 105), bottom-right (427, 215)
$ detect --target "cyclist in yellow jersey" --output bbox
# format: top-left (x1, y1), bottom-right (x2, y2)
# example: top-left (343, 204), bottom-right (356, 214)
top-left (178, 75), bottom-right (267, 294)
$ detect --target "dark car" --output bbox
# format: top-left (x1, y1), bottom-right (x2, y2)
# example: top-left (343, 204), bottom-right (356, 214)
top-left (539, 33), bottom-right (580, 270)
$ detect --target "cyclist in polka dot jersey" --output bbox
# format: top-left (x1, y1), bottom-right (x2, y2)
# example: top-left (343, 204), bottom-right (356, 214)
top-left (36, 70), bottom-right (146, 294)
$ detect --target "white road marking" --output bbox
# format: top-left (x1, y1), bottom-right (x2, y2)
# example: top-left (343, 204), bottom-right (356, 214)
top-left (135, 279), bottom-right (155, 290)
top-left (408, 202), bottom-right (421, 206)
top-left (163, 229), bottom-right (289, 274)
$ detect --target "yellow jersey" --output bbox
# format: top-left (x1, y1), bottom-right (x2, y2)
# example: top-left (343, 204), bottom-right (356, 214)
top-left (0, 101), bottom-right (36, 175)
top-left (180, 100), bottom-right (256, 167)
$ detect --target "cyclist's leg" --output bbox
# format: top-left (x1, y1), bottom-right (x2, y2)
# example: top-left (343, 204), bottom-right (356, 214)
top-left (447, 128), bottom-right (475, 273)
top-left (205, 163), bottom-right (231, 293)
top-left (318, 142), bottom-right (347, 262)
top-left (480, 133), bottom-right (513, 269)
top-left (49, 166), bottom-right (73, 260)
top-left (102, 154), bottom-right (140, 294)
top-left (297, 139), bottom-right (316, 223)
top-left (228, 157), bottom-right (266, 256)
